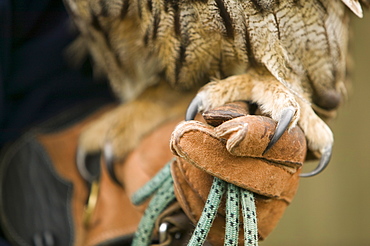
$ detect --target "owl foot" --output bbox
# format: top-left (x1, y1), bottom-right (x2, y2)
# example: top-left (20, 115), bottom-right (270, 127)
top-left (76, 83), bottom-right (195, 185)
top-left (186, 71), bottom-right (333, 177)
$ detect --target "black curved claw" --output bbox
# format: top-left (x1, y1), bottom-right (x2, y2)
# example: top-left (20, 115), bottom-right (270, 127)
top-left (76, 147), bottom-right (96, 183)
top-left (104, 143), bottom-right (123, 187)
top-left (185, 93), bottom-right (203, 121)
top-left (263, 107), bottom-right (295, 155)
top-left (300, 145), bottom-right (332, 177)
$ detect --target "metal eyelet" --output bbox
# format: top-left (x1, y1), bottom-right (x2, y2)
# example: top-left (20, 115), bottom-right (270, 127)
top-left (159, 222), bottom-right (170, 243)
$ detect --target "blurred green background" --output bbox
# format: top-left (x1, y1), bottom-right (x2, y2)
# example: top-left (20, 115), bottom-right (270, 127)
top-left (263, 12), bottom-right (370, 246)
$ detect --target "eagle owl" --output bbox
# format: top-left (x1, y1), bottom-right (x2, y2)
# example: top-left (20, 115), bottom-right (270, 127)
top-left (63, 0), bottom-right (369, 179)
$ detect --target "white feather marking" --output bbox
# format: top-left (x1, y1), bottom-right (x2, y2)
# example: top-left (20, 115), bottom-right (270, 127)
top-left (342, 0), bottom-right (363, 18)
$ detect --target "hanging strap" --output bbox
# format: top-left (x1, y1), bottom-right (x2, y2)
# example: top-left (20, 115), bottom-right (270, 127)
top-left (131, 161), bottom-right (176, 246)
top-left (131, 162), bottom-right (259, 246)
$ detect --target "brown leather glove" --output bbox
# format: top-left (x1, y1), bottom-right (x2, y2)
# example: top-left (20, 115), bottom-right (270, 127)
top-left (113, 101), bottom-right (306, 245)
top-left (170, 103), bottom-right (306, 243)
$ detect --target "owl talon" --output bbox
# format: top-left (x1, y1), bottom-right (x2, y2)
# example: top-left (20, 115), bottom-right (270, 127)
top-left (186, 93), bottom-right (203, 121)
top-left (263, 107), bottom-right (296, 155)
top-left (76, 147), bottom-right (94, 183)
top-left (300, 145), bottom-right (332, 177)
top-left (76, 148), bottom-right (101, 183)
top-left (104, 143), bottom-right (123, 186)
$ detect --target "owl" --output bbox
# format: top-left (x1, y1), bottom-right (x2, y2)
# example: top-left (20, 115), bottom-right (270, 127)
top-left (63, 0), bottom-right (369, 180)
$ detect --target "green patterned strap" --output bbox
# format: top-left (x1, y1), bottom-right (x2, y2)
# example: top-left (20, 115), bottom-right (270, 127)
top-left (187, 178), bottom-right (258, 246)
top-left (131, 160), bottom-right (173, 206)
top-left (241, 189), bottom-right (258, 245)
top-left (132, 176), bottom-right (175, 246)
top-left (187, 177), bottom-right (226, 245)
top-left (225, 183), bottom-right (240, 245)
top-left (131, 162), bottom-right (259, 246)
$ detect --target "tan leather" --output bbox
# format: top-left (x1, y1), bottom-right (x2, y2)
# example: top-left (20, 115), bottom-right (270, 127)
top-left (84, 117), bottom-right (183, 245)
top-left (36, 105), bottom-right (142, 246)
top-left (115, 119), bottom-right (181, 200)
top-left (83, 158), bottom-right (143, 246)
top-left (171, 117), bottom-right (305, 200)
top-left (36, 101), bottom-right (307, 245)
top-left (36, 105), bottom-right (116, 246)
top-left (170, 114), bottom-right (306, 243)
